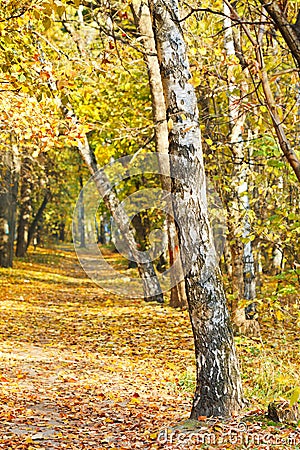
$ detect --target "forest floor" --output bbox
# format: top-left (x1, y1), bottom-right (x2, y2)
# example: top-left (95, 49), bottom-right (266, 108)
top-left (0, 245), bottom-right (299, 449)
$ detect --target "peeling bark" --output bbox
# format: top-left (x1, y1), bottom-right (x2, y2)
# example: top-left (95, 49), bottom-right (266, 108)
top-left (150, 0), bottom-right (244, 417)
top-left (131, 0), bottom-right (187, 308)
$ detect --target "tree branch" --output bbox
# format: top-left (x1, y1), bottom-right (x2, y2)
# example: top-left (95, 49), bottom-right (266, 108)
top-left (258, 0), bottom-right (300, 67)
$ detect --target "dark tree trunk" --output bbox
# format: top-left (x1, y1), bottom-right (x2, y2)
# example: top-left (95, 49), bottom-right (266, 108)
top-left (59, 221), bottom-right (65, 241)
top-left (151, 0), bottom-right (244, 417)
top-left (258, 1), bottom-right (300, 68)
top-left (26, 190), bottom-right (51, 250)
top-left (94, 217), bottom-right (100, 243)
top-left (78, 175), bottom-right (86, 248)
top-left (131, 212), bottom-right (149, 251)
top-left (167, 219), bottom-right (187, 308)
top-left (99, 218), bottom-right (106, 244)
top-left (0, 148), bottom-right (19, 267)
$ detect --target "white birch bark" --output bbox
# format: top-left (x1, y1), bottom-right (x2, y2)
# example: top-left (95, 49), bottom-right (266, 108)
top-left (150, 0), bottom-right (244, 417)
top-left (131, 0), bottom-right (187, 308)
top-left (224, 4), bottom-right (256, 303)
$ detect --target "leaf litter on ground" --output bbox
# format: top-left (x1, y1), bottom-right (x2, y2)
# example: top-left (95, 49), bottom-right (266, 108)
top-left (0, 245), bottom-right (299, 449)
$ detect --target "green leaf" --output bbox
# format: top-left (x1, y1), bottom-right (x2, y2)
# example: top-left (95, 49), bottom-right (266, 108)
top-left (267, 159), bottom-right (284, 168)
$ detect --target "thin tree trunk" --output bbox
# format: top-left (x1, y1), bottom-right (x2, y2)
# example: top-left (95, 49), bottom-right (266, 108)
top-left (0, 143), bottom-right (19, 267)
top-left (36, 39), bottom-right (164, 303)
top-left (99, 217), bottom-right (106, 244)
top-left (59, 221), bottom-right (65, 241)
top-left (227, 222), bottom-right (244, 303)
top-left (26, 190), bottom-right (51, 250)
top-left (78, 175), bottom-right (86, 248)
top-left (16, 158), bottom-right (32, 257)
top-left (225, 0), bottom-right (300, 183)
top-left (258, 1), bottom-right (300, 68)
top-left (150, 0), bottom-right (244, 417)
top-left (131, 0), bottom-right (187, 308)
top-left (9, 159), bottom-right (19, 264)
top-left (223, 3), bottom-right (258, 336)
top-left (225, 3), bottom-right (256, 302)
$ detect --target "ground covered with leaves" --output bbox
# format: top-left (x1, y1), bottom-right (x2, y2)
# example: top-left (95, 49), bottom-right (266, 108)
top-left (0, 246), bottom-right (299, 449)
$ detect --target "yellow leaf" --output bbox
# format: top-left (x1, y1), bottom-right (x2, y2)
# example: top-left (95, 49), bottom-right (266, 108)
top-left (12, 64), bottom-right (21, 72)
top-left (290, 387), bottom-right (300, 407)
top-left (104, 417), bottom-right (114, 423)
top-left (167, 118), bottom-right (173, 131)
top-left (130, 397), bottom-right (141, 404)
top-left (275, 309), bottom-right (284, 321)
top-left (276, 374), bottom-right (291, 384)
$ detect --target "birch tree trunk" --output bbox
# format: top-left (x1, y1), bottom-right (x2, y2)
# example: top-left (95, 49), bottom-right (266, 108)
top-left (36, 38), bottom-right (164, 303)
top-left (223, 4), bottom-right (258, 336)
top-left (16, 157), bottom-right (32, 257)
top-left (131, 0), bottom-right (187, 308)
top-left (224, 3), bottom-right (245, 306)
top-left (150, 0), bottom-right (244, 417)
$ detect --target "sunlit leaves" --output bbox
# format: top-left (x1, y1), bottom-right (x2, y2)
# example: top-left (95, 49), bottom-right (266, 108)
top-left (0, 247), bottom-right (300, 447)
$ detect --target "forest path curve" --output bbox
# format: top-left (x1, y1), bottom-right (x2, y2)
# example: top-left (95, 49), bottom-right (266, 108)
top-left (0, 245), bottom-right (194, 449)
top-left (1, 245), bottom-right (300, 449)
